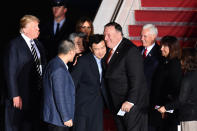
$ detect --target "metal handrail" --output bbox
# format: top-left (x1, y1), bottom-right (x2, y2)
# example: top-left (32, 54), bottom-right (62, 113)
top-left (110, 0), bottom-right (124, 22)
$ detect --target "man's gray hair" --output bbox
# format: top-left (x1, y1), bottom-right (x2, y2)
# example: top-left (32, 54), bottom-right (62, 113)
top-left (58, 40), bottom-right (75, 54)
top-left (142, 24), bottom-right (158, 36)
top-left (68, 32), bottom-right (85, 43)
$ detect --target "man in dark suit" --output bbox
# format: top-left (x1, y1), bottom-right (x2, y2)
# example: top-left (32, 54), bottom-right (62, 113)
top-left (42, 40), bottom-right (76, 131)
top-left (70, 34), bottom-right (109, 131)
top-left (103, 22), bottom-right (148, 131)
top-left (138, 24), bottom-right (161, 91)
top-left (3, 15), bottom-right (46, 131)
top-left (39, 0), bottom-right (74, 61)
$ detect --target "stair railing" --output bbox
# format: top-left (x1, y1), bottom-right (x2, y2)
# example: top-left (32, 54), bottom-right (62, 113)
top-left (110, 0), bottom-right (124, 22)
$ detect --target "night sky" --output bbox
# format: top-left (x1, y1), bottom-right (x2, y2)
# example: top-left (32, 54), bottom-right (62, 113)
top-left (2, 0), bottom-right (102, 44)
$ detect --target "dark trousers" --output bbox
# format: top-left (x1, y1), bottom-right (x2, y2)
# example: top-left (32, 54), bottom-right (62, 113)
top-left (148, 112), bottom-right (178, 131)
top-left (46, 122), bottom-right (70, 131)
top-left (113, 108), bottom-right (148, 131)
top-left (73, 114), bottom-right (103, 131)
top-left (4, 100), bottom-right (43, 131)
top-left (0, 102), bottom-right (4, 131)
top-left (148, 123), bottom-right (177, 131)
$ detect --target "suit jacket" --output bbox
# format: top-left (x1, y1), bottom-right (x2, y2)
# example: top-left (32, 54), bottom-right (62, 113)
top-left (71, 53), bottom-right (109, 131)
top-left (150, 58), bottom-right (182, 126)
top-left (151, 58), bottom-right (182, 108)
top-left (4, 35), bottom-right (46, 110)
top-left (42, 56), bottom-right (75, 127)
top-left (39, 19), bottom-right (74, 61)
top-left (138, 43), bottom-right (161, 91)
top-left (104, 38), bottom-right (148, 116)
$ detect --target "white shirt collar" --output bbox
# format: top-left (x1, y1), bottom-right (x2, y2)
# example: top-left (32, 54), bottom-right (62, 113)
top-left (145, 43), bottom-right (155, 55)
top-left (21, 33), bottom-right (32, 50)
top-left (93, 55), bottom-right (101, 62)
top-left (62, 59), bottom-right (69, 70)
top-left (58, 56), bottom-right (68, 70)
top-left (65, 64), bottom-right (68, 70)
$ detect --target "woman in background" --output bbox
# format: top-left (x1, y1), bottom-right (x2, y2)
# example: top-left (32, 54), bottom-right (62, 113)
top-left (158, 47), bottom-right (197, 131)
top-left (75, 16), bottom-right (94, 52)
top-left (150, 35), bottom-right (182, 131)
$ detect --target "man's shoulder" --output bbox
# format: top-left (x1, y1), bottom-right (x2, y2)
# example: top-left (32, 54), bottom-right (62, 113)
top-left (122, 38), bottom-right (134, 44)
top-left (138, 46), bottom-right (144, 52)
top-left (150, 43), bottom-right (161, 58)
top-left (153, 43), bottom-right (161, 50)
top-left (121, 38), bottom-right (138, 50)
top-left (9, 35), bottom-right (22, 42)
top-left (120, 40), bottom-right (143, 59)
top-left (47, 57), bottom-right (65, 70)
top-left (45, 59), bottom-right (69, 78)
top-left (78, 53), bottom-right (93, 62)
top-left (7, 35), bottom-right (25, 50)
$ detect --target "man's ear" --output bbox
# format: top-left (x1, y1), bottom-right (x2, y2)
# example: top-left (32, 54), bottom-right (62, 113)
top-left (151, 34), bottom-right (157, 39)
top-left (64, 8), bottom-right (67, 13)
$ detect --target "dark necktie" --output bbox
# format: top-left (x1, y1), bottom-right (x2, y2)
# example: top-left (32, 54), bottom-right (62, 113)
top-left (106, 49), bottom-right (114, 64)
top-left (143, 48), bottom-right (147, 58)
top-left (30, 40), bottom-right (42, 77)
top-left (56, 23), bottom-right (60, 35)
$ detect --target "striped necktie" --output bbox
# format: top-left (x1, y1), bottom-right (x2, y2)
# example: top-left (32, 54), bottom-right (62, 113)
top-left (30, 40), bottom-right (42, 76)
